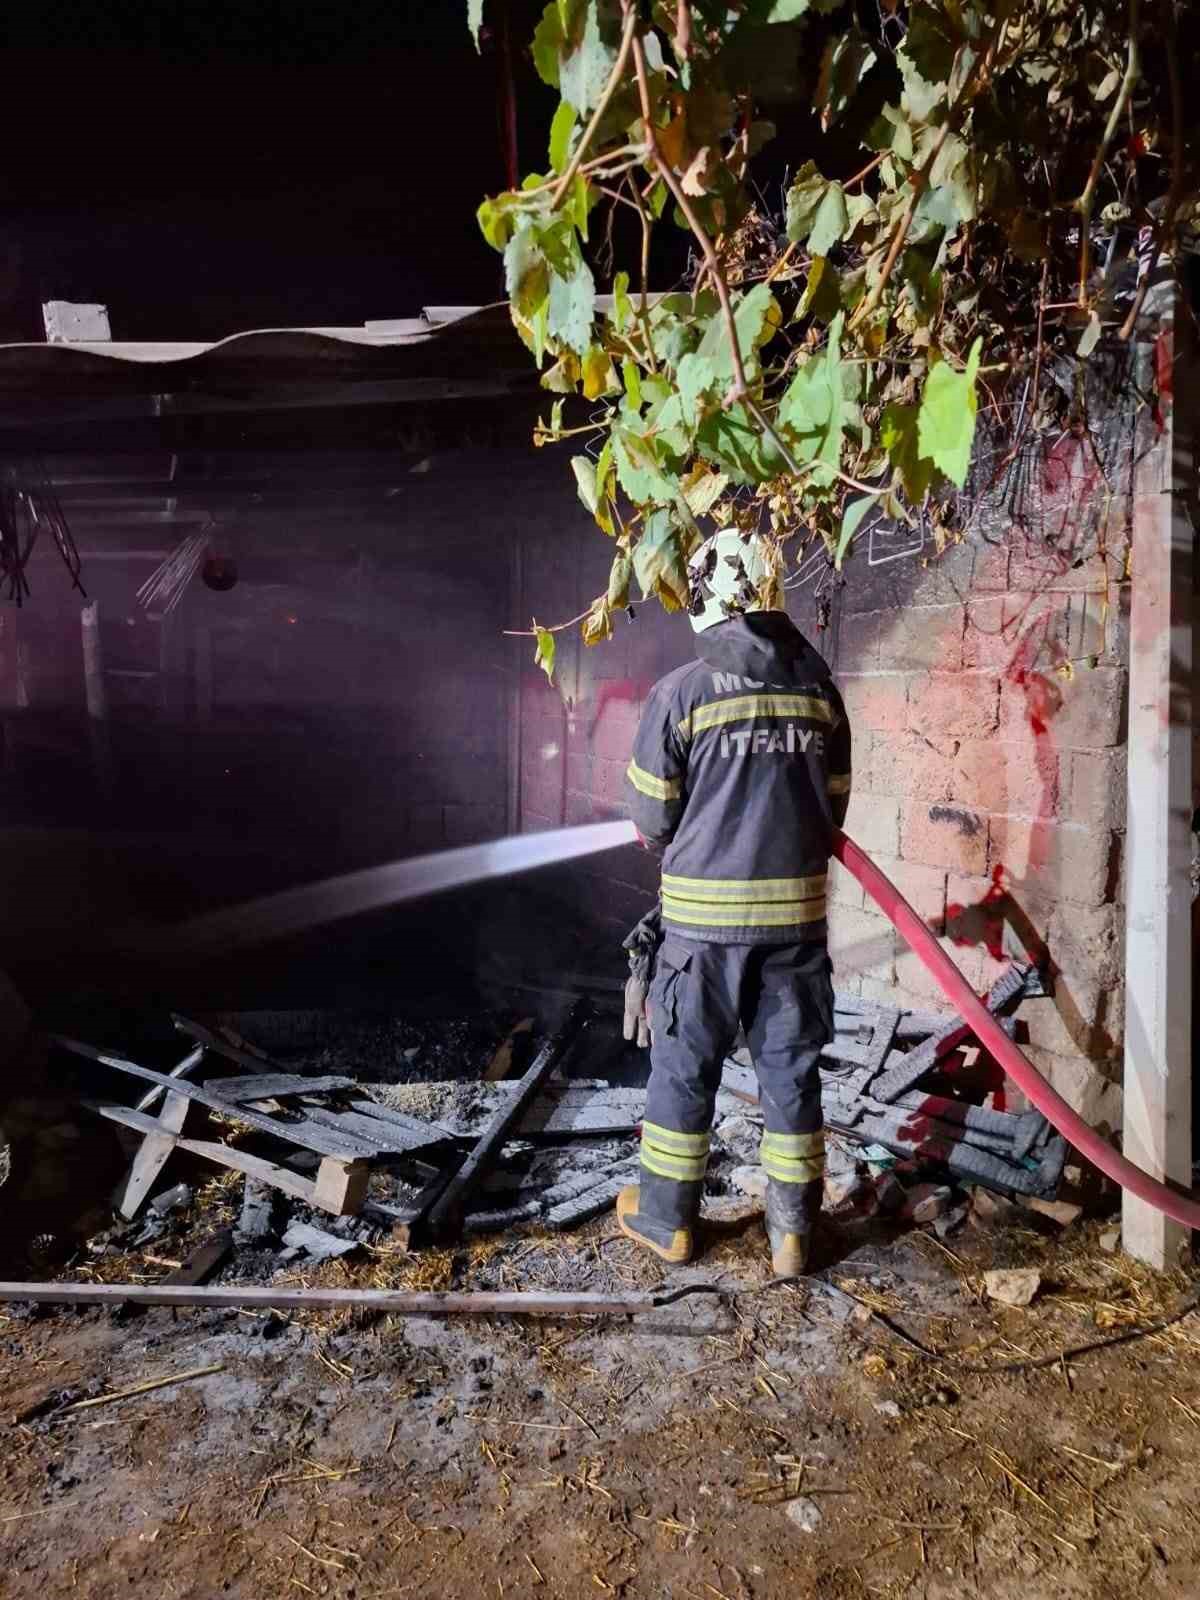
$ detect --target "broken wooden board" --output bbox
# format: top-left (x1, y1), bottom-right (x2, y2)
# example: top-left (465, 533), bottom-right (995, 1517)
top-left (868, 962), bottom-right (1036, 1103)
top-left (87, 1100), bottom-right (369, 1216)
top-left (370, 1082), bottom-right (644, 1141)
top-left (202, 1073), bottom-right (356, 1102)
top-left (114, 1088), bottom-right (191, 1219)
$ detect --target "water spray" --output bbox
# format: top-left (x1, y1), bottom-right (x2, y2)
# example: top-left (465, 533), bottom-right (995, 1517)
top-left (162, 820), bottom-right (638, 954)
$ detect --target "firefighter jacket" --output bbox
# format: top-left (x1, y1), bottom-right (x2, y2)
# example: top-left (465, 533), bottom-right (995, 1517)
top-left (624, 611), bottom-right (851, 944)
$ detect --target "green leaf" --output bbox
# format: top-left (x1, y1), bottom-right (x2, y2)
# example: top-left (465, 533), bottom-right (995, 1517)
top-left (504, 226), bottom-right (550, 318)
top-left (559, 0), bottom-right (619, 113)
top-left (785, 162), bottom-right (827, 244)
top-left (835, 494), bottom-right (879, 569)
top-left (548, 101), bottom-right (577, 173)
top-left (547, 253), bottom-right (596, 356)
top-left (880, 402), bottom-right (934, 502)
top-left (809, 183), bottom-right (849, 257)
top-left (532, 3), bottom-right (563, 86)
top-left (582, 343), bottom-right (617, 398)
top-left (866, 103), bottom-right (915, 163)
top-left (634, 509), bottom-right (689, 609)
top-left (695, 282), bottom-right (780, 385)
top-left (571, 454), bottom-right (599, 514)
top-left (695, 404), bottom-right (788, 485)
top-left (903, 3), bottom-right (960, 86)
top-left (534, 626), bottom-right (556, 684)
top-left (675, 350), bottom-right (720, 426)
top-left (916, 338), bottom-right (982, 488)
top-left (607, 551), bottom-right (633, 609)
top-left (621, 358), bottom-right (642, 411)
top-left (778, 312), bottom-right (846, 480)
top-left (468, 0), bottom-right (485, 49)
top-left (610, 271), bottom-right (632, 333)
top-left (613, 426), bottom-right (677, 505)
top-left (477, 195), bottom-right (518, 251)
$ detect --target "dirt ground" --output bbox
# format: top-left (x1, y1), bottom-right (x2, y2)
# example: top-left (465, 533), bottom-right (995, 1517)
top-left (2, 1200), bottom-right (1199, 1600)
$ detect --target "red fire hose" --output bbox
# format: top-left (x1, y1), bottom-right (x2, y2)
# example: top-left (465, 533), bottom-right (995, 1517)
top-left (833, 830), bottom-right (1200, 1232)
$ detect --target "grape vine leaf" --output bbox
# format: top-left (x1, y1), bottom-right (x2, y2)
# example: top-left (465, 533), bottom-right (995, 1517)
top-left (835, 494), bottom-right (879, 568)
top-left (778, 311), bottom-right (846, 476)
top-left (634, 510), bottom-right (690, 610)
top-left (534, 626), bottom-right (556, 683)
top-left (696, 282), bottom-right (780, 384)
top-left (571, 454), bottom-right (599, 515)
top-left (613, 427), bottom-right (676, 505)
top-left (880, 402), bottom-right (935, 502)
top-left (547, 255), bottom-right (597, 356)
top-left (559, 0), bottom-right (620, 114)
top-left (607, 550), bottom-right (632, 608)
top-left (809, 182), bottom-right (848, 257)
top-left (549, 102), bottom-right (577, 173)
top-left (532, 3), bottom-right (563, 87)
top-left (917, 338), bottom-right (983, 488)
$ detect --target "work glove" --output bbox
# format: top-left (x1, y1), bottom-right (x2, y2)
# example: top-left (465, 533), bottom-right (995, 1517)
top-left (623, 971), bottom-right (651, 1047)
top-left (621, 904), bottom-right (663, 1050)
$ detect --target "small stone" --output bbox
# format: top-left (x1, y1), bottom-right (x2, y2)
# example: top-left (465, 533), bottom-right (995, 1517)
top-left (784, 1496), bottom-right (823, 1533)
top-left (1099, 1227), bottom-right (1121, 1253)
top-left (729, 1165), bottom-right (769, 1202)
top-left (970, 1188), bottom-right (1015, 1225)
top-left (873, 1400), bottom-right (902, 1419)
top-left (903, 1183), bottom-right (953, 1224)
top-left (984, 1267), bottom-right (1041, 1307)
top-left (1021, 1196), bottom-right (1084, 1227)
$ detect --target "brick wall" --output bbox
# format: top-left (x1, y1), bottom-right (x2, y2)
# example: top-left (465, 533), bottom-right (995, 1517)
top-left (827, 518), bottom-right (1132, 1133)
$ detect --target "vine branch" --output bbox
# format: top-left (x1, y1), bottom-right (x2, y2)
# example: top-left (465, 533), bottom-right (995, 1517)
top-left (1075, 0), bottom-right (1141, 307)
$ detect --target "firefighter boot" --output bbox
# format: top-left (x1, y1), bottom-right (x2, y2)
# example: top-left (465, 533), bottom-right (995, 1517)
top-left (764, 1178), bottom-right (823, 1278)
top-left (616, 1172), bottom-right (701, 1265)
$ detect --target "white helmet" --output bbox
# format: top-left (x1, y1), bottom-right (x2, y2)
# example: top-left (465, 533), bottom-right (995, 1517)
top-left (686, 529), bottom-right (783, 633)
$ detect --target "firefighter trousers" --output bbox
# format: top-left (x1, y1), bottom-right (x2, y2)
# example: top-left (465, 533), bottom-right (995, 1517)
top-left (639, 935), bottom-right (834, 1227)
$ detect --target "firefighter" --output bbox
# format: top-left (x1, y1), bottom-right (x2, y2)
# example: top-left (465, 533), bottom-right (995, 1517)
top-left (617, 529), bottom-right (851, 1277)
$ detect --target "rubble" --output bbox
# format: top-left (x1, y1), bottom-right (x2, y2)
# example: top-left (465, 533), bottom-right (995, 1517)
top-left (784, 1496), bottom-right (823, 1532)
top-left (984, 1268), bottom-right (1043, 1307)
top-left (34, 959), bottom-right (1076, 1302)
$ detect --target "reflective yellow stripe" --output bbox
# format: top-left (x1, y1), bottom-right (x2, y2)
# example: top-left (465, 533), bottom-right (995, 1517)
top-left (762, 1131), bottom-right (825, 1159)
top-left (626, 760), bottom-right (681, 802)
top-left (662, 898), bottom-right (827, 927)
top-left (678, 694), bottom-right (834, 741)
top-left (662, 872), bottom-right (827, 904)
top-left (761, 1153), bottom-right (825, 1183)
top-left (642, 1121), bottom-right (710, 1156)
top-left (827, 772), bottom-right (852, 796)
top-left (640, 1146), bottom-right (708, 1182)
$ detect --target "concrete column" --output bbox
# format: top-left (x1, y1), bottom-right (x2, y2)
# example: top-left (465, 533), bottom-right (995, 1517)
top-left (1121, 318), bottom-right (1195, 1267)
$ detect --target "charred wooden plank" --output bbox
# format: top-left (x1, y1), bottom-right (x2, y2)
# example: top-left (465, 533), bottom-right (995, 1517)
top-left (422, 999), bottom-right (591, 1244)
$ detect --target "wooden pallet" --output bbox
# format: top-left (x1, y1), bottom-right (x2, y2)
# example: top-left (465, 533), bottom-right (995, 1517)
top-left (55, 1028), bottom-right (453, 1221)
